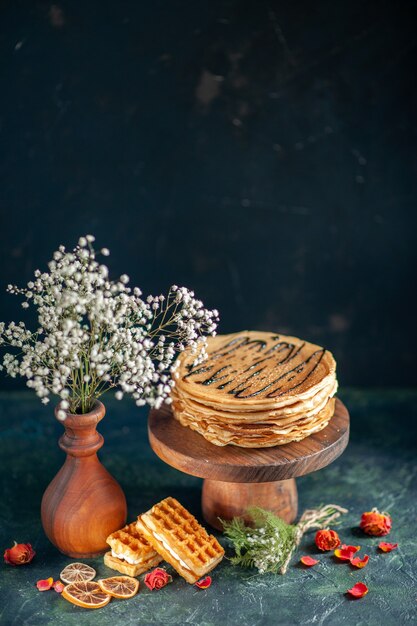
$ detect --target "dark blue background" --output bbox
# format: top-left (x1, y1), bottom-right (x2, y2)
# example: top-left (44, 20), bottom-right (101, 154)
top-left (0, 0), bottom-right (416, 388)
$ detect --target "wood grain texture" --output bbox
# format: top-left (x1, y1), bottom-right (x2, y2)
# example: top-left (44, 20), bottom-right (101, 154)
top-left (41, 401), bottom-right (127, 557)
top-left (202, 478), bottom-right (298, 530)
top-left (148, 397), bottom-right (349, 483)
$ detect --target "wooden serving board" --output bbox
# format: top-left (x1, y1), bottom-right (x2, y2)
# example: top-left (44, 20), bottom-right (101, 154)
top-left (148, 398), bottom-right (349, 529)
top-left (148, 398), bottom-right (349, 482)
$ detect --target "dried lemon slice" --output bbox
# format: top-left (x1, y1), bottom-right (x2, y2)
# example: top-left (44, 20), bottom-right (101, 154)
top-left (98, 576), bottom-right (139, 599)
top-left (60, 562), bottom-right (96, 584)
top-left (62, 581), bottom-right (111, 609)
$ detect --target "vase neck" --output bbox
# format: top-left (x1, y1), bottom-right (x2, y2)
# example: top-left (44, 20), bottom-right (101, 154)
top-left (57, 402), bottom-right (105, 458)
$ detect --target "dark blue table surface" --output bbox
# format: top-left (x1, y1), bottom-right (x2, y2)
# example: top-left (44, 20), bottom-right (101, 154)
top-left (0, 389), bottom-right (416, 625)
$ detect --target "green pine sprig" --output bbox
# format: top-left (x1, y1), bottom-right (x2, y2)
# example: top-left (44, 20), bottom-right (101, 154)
top-left (221, 504), bottom-right (348, 575)
top-left (221, 507), bottom-right (297, 574)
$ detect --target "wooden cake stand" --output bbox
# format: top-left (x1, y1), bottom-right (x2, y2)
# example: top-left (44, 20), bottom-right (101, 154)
top-left (148, 398), bottom-right (349, 531)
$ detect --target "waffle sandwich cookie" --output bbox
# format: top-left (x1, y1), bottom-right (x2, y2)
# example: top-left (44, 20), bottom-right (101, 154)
top-left (104, 521), bottom-right (163, 576)
top-left (171, 330), bottom-right (338, 447)
top-left (136, 497), bottom-right (225, 584)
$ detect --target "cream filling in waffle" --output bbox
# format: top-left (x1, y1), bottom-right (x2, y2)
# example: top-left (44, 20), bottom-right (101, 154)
top-left (152, 531), bottom-right (192, 572)
top-left (111, 550), bottom-right (143, 565)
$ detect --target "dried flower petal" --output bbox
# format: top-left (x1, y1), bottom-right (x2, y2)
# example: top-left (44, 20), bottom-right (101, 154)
top-left (315, 529), bottom-right (340, 551)
top-left (36, 577), bottom-right (54, 591)
top-left (360, 509), bottom-right (391, 536)
top-left (195, 576), bottom-right (212, 589)
top-left (300, 556), bottom-right (319, 567)
top-left (53, 580), bottom-right (65, 593)
top-left (334, 545), bottom-right (360, 561)
top-left (350, 554), bottom-right (369, 568)
top-left (378, 542), bottom-right (398, 553)
top-left (346, 582), bottom-right (369, 598)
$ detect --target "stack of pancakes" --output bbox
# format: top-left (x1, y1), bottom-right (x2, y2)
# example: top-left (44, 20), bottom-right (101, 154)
top-left (171, 331), bottom-right (338, 448)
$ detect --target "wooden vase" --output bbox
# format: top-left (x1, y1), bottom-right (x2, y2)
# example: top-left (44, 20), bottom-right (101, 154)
top-left (41, 401), bottom-right (127, 558)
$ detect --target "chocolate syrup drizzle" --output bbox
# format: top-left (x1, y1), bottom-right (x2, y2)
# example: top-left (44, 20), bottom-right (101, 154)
top-left (184, 334), bottom-right (327, 399)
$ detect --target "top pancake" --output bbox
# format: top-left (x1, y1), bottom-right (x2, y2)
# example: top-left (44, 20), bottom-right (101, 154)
top-left (174, 331), bottom-right (336, 409)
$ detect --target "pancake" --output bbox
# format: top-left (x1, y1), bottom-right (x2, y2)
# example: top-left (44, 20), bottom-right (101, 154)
top-left (171, 331), bottom-right (338, 448)
top-left (174, 397), bottom-right (335, 447)
top-left (171, 378), bottom-right (338, 423)
top-left (174, 331), bottom-right (336, 410)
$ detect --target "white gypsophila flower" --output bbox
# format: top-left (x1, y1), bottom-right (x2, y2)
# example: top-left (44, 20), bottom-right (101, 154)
top-left (0, 236), bottom-right (219, 414)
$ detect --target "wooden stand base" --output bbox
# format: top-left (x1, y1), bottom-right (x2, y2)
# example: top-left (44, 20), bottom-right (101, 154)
top-left (148, 398), bottom-right (349, 530)
top-left (202, 478), bottom-right (298, 530)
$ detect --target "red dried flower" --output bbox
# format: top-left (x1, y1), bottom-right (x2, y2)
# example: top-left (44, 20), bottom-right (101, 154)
top-left (346, 582), bottom-right (368, 598)
top-left (300, 556), bottom-right (319, 567)
top-left (144, 567), bottom-right (173, 591)
top-left (53, 580), bottom-right (65, 593)
top-left (195, 576), bottom-right (212, 589)
top-left (4, 542), bottom-right (36, 566)
top-left (350, 554), bottom-right (369, 568)
top-left (334, 544), bottom-right (360, 561)
top-left (36, 577), bottom-right (54, 591)
top-left (315, 529), bottom-right (340, 551)
top-left (360, 508), bottom-right (391, 536)
top-left (378, 542), bottom-right (398, 553)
